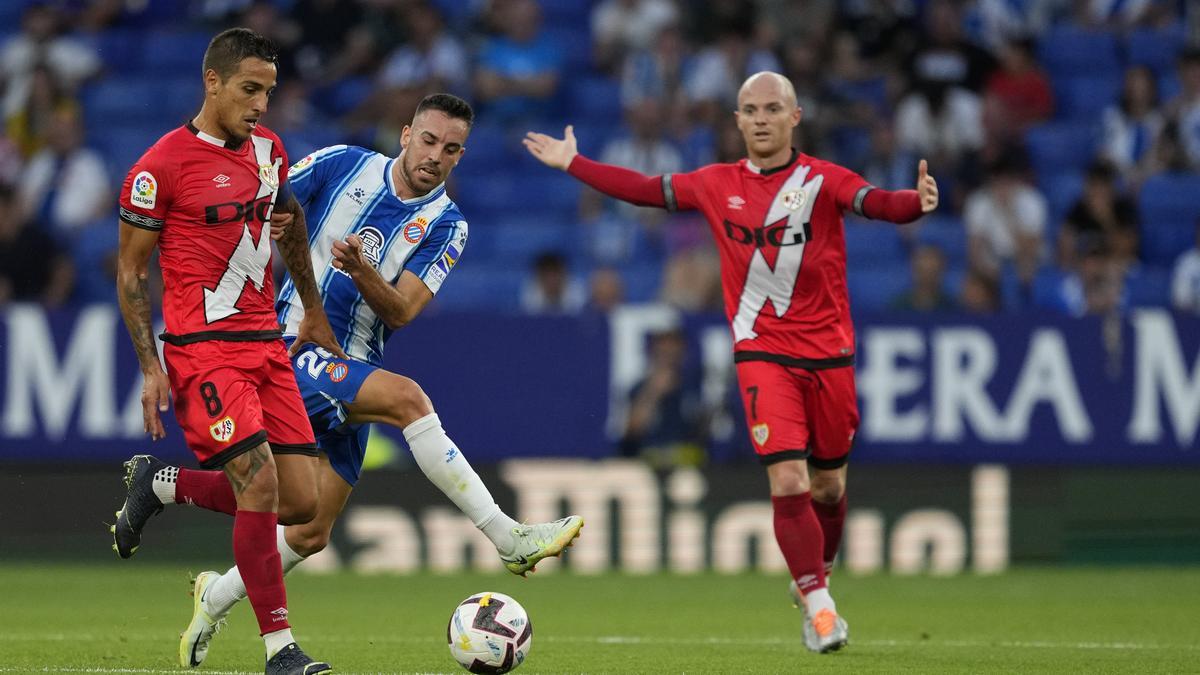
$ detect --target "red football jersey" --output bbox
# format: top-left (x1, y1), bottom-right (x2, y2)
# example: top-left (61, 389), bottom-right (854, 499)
top-left (667, 151), bottom-right (871, 364)
top-left (119, 123), bottom-right (289, 343)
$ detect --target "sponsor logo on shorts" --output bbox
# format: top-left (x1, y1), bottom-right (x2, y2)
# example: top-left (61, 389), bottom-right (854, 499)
top-left (209, 416), bottom-right (236, 443)
top-left (403, 218), bottom-right (427, 244)
top-left (752, 423), bottom-right (770, 446)
top-left (131, 171), bottom-right (157, 209)
top-left (326, 362), bottom-right (348, 382)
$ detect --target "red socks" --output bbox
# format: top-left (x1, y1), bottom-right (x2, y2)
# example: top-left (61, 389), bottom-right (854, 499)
top-left (772, 493), bottom-right (827, 594)
top-left (176, 468), bottom-right (237, 516)
top-left (812, 493), bottom-right (848, 570)
top-left (234, 510), bottom-right (289, 635)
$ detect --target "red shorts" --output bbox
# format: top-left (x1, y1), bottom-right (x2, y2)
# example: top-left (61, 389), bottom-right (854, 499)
top-left (734, 361), bottom-right (858, 468)
top-left (163, 339), bottom-right (316, 469)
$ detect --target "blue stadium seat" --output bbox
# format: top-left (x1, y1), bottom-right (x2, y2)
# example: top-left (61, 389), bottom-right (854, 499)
top-left (620, 264), bottom-right (663, 303)
top-left (310, 77), bottom-right (374, 118)
top-left (488, 219), bottom-right (573, 263)
top-left (1126, 265), bottom-right (1171, 307)
top-left (1039, 171), bottom-right (1084, 229)
top-left (434, 264), bottom-right (524, 311)
top-left (914, 215), bottom-right (968, 261)
top-left (160, 77), bottom-right (202, 123)
top-left (847, 263), bottom-right (910, 312)
top-left (1031, 267), bottom-right (1070, 313)
top-left (545, 27), bottom-right (593, 74)
top-left (95, 127), bottom-right (166, 183)
top-left (540, 0), bottom-right (593, 26)
top-left (141, 31), bottom-right (212, 76)
top-left (1038, 27), bottom-right (1120, 79)
top-left (1127, 25), bottom-right (1186, 76)
top-left (82, 79), bottom-right (170, 128)
top-left (81, 29), bottom-right (141, 70)
top-left (1025, 122), bottom-right (1097, 179)
top-left (1139, 174), bottom-right (1200, 265)
top-left (844, 219), bottom-right (905, 266)
top-left (568, 76), bottom-right (624, 125)
top-left (1055, 75), bottom-right (1121, 121)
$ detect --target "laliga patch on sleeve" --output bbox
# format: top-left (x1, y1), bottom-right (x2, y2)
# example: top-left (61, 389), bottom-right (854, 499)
top-left (291, 153), bottom-right (315, 173)
top-left (130, 171), bottom-right (157, 209)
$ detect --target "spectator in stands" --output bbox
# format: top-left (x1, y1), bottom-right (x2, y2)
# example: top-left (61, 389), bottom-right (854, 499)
top-left (0, 184), bottom-right (73, 307)
top-left (1166, 49), bottom-right (1200, 171)
top-left (891, 244), bottom-right (957, 312)
top-left (659, 246), bottom-right (722, 312)
top-left (960, 270), bottom-right (1001, 314)
top-left (862, 120), bottom-right (911, 191)
top-left (1101, 65), bottom-right (1165, 185)
top-left (1056, 239), bottom-right (1127, 317)
top-left (907, 0), bottom-right (996, 95)
top-left (5, 64), bottom-right (76, 159)
top-left (684, 18), bottom-right (780, 127)
top-left (1171, 221), bottom-right (1200, 314)
top-left (619, 22), bottom-right (694, 142)
top-left (521, 251), bottom-right (586, 314)
top-left (964, 152), bottom-right (1047, 289)
top-left (592, 0), bottom-right (680, 74)
top-left (583, 98), bottom-right (685, 228)
top-left (1058, 160), bottom-right (1139, 270)
top-left (983, 36), bottom-right (1054, 144)
top-left (16, 106), bottom-right (109, 236)
top-left (0, 4), bottom-right (100, 121)
top-left (475, 0), bottom-right (563, 127)
top-left (377, 2), bottom-right (469, 95)
top-left (620, 327), bottom-right (708, 467)
top-left (289, 0), bottom-right (365, 82)
top-left (587, 267), bottom-right (626, 314)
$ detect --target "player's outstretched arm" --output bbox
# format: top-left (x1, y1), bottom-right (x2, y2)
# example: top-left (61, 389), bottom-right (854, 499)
top-left (523, 125), bottom-right (674, 209)
top-left (116, 221), bottom-right (170, 440)
top-left (274, 194), bottom-right (348, 358)
top-left (331, 235), bottom-right (433, 329)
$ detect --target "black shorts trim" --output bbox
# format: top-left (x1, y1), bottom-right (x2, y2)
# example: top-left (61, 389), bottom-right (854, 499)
top-left (271, 442), bottom-right (319, 457)
top-left (759, 449), bottom-right (810, 465)
top-left (160, 330), bottom-right (283, 346)
top-left (200, 430), bottom-right (269, 469)
top-left (808, 453), bottom-right (851, 470)
top-left (735, 351), bottom-right (855, 370)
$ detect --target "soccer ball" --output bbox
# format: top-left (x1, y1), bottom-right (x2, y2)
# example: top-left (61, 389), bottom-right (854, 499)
top-left (447, 592), bottom-right (532, 674)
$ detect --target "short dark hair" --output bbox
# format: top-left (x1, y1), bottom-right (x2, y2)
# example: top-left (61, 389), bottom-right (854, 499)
top-left (202, 28), bottom-right (278, 81)
top-left (415, 93), bottom-right (474, 127)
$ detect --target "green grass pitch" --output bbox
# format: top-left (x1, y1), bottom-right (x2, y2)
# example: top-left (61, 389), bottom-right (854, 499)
top-left (1, 564), bottom-right (1197, 674)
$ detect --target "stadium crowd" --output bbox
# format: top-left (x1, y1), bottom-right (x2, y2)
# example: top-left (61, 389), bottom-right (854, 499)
top-left (1, 0), bottom-right (1200, 318)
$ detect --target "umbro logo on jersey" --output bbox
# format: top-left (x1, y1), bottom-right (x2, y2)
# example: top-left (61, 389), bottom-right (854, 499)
top-left (727, 195), bottom-right (746, 210)
top-left (212, 174), bottom-right (231, 187)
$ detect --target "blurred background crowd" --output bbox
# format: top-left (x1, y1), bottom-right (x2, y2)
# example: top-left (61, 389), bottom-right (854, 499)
top-left (1, 0), bottom-right (1200, 321)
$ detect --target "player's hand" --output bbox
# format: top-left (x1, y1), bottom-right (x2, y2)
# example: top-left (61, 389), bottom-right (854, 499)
top-left (522, 125), bottom-right (579, 171)
top-left (270, 209), bottom-right (294, 242)
top-left (140, 368), bottom-right (171, 441)
top-left (290, 309), bottom-right (348, 359)
top-left (331, 233), bottom-right (371, 276)
top-left (917, 159), bottom-right (939, 213)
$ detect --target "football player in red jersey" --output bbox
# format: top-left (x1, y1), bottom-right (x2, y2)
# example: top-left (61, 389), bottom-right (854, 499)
top-left (112, 28), bottom-right (342, 674)
top-left (525, 71), bottom-right (939, 653)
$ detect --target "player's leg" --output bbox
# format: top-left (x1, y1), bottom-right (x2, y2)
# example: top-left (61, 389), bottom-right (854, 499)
top-left (807, 365), bottom-right (857, 581)
top-left (810, 464), bottom-right (848, 579)
top-left (183, 454), bottom-right (351, 668)
top-left (347, 368), bottom-right (583, 575)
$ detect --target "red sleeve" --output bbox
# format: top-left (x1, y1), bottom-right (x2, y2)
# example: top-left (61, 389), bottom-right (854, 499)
top-left (566, 154), bottom-right (705, 212)
top-left (118, 146), bottom-right (174, 231)
top-left (829, 163), bottom-right (923, 224)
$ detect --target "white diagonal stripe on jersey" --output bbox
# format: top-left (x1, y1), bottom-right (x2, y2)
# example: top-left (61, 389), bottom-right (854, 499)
top-left (731, 165), bottom-right (823, 342)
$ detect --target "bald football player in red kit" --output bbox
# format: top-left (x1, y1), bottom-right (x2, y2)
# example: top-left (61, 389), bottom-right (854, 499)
top-left (524, 71), bottom-right (939, 653)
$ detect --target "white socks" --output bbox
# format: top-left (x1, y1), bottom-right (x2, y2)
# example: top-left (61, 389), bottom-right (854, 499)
top-left (403, 413), bottom-right (519, 554)
top-left (151, 466), bottom-right (178, 504)
top-left (263, 628), bottom-right (295, 659)
top-left (805, 587), bottom-right (837, 616)
top-left (205, 526), bottom-right (306, 618)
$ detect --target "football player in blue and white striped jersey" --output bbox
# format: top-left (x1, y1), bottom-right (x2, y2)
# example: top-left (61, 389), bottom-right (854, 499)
top-left (174, 94), bottom-right (583, 667)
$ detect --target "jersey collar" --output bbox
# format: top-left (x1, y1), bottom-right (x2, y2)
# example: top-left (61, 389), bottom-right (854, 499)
top-left (744, 148), bottom-right (799, 176)
top-left (185, 120), bottom-right (248, 152)
top-left (385, 157), bottom-right (447, 206)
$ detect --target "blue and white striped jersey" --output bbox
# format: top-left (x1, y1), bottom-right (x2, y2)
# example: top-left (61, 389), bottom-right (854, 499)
top-left (276, 145), bottom-right (467, 365)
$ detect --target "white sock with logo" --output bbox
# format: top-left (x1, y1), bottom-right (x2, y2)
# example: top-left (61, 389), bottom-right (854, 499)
top-left (151, 466), bottom-right (178, 504)
top-left (205, 526), bottom-right (307, 617)
top-left (403, 413), bottom-right (519, 554)
top-left (263, 628), bottom-right (295, 659)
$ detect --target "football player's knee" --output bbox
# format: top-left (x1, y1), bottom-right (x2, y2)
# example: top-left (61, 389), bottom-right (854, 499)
top-left (278, 493), bottom-right (318, 525)
top-left (289, 526), bottom-right (330, 557)
top-left (391, 376), bottom-right (434, 425)
top-left (811, 480), bottom-right (845, 504)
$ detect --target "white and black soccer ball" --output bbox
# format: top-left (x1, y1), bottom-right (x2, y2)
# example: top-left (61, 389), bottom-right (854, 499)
top-left (447, 592), bottom-right (532, 674)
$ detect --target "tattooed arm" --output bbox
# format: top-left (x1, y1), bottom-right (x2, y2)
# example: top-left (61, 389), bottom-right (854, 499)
top-left (117, 221), bottom-right (171, 440)
top-left (273, 194), bottom-right (347, 358)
